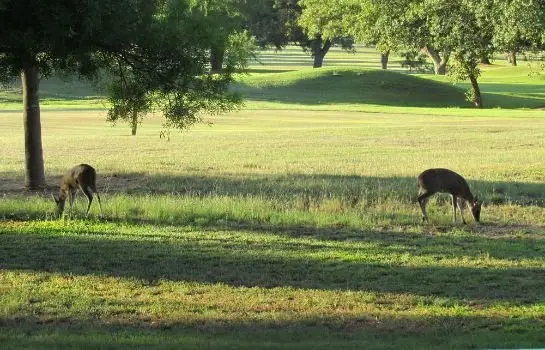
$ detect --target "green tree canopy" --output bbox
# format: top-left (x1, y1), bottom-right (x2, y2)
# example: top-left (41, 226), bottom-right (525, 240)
top-left (0, 0), bottom-right (250, 189)
top-left (298, 0), bottom-right (356, 68)
top-left (244, 0), bottom-right (292, 48)
top-left (325, 0), bottom-right (545, 107)
top-left (244, 0), bottom-right (354, 68)
top-left (491, 0), bottom-right (545, 66)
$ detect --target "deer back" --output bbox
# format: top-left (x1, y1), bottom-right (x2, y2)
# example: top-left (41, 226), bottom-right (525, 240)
top-left (418, 168), bottom-right (474, 201)
top-left (60, 164), bottom-right (97, 193)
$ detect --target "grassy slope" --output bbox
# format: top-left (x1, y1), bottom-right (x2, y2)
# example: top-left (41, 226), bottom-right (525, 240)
top-left (235, 68), bottom-right (468, 108)
top-left (1, 46), bottom-right (544, 111)
top-left (2, 47), bottom-right (545, 349)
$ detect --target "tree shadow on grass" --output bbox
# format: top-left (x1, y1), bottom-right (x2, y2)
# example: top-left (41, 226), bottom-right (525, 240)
top-left (246, 68), bottom-right (298, 74)
top-left (3, 171), bottom-right (545, 214)
top-left (1, 314), bottom-right (544, 349)
top-left (101, 172), bottom-right (545, 207)
top-left (1, 225), bottom-right (545, 303)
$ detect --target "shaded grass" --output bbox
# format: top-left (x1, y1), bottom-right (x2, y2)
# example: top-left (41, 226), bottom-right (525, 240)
top-left (1, 219), bottom-right (545, 349)
top-left (2, 221), bottom-right (545, 299)
top-left (3, 315), bottom-right (545, 350)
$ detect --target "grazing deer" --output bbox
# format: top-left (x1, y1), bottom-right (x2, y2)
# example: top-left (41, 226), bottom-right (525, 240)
top-left (53, 164), bottom-right (103, 217)
top-left (417, 168), bottom-right (481, 224)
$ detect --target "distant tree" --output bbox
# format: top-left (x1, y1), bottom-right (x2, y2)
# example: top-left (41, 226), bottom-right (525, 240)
top-left (105, 4), bottom-right (255, 136)
top-left (0, 0), bottom-right (250, 188)
top-left (298, 0), bottom-right (357, 68)
top-left (528, 52), bottom-right (545, 77)
top-left (244, 0), bottom-right (291, 48)
top-left (344, 0), bottom-right (410, 70)
top-left (344, 0), bottom-right (453, 74)
top-left (246, 0), bottom-right (354, 68)
top-left (491, 0), bottom-right (545, 67)
top-left (105, 66), bottom-right (152, 137)
top-left (354, 0), bottom-right (491, 105)
top-left (296, 0), bottom-right (544, 107)
top-left (197, 0), bottom-right (248, 72)
top-left (422, 0), bottom-right (495, 107)
top-left (342, 0), bottom-right (488, 104)
top-left (399, 50), bottom-right (432, 73)
top-left (401, 0), bottom-right (463, 76)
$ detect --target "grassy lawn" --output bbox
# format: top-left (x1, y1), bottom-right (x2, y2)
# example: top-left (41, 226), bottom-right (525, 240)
top-left (1, 46), bottom-right (545, 349)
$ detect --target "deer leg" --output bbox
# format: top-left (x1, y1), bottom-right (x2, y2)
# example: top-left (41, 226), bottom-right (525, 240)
top-left (95, 191), bottom-right (103, 217)
top-left (457, 197), bottom-right (467, 224)
top-left (452, 195), bottom-right (457, 224)
top-left (418, 193), bottom-right (431, 223)
top-left (67, 190), bottom-right (76, 217)
top-left (69, 190), bottom-right (77, 207)
top-left (80, 185), bottom-right (94, 217)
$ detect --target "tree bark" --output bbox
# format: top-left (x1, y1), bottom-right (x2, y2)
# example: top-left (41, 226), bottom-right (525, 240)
top-left (469, 74), bottom-right (483, 108)
top-left (509, 51), bottom-right (517, 66)
top-left (210, 45), bottom-right (225, 73)
top-left (312, 36), bottom-right (332, 68)
top-left (423, 46), bottom-right (449, 75)
top-left (380, 50), bottom-right (390, 69)
top-left (22, 64), bottom-right (46, 190)
top-left (313, 50), bottom-right (325, 68)
top-left (131, 109), bottom-right (138, 136)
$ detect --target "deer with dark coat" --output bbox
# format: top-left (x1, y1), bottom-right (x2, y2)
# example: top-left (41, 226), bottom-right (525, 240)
top-left (53, 164), bottom-right (103, 217)
top-left (417, 168), bottom-right (481, 224)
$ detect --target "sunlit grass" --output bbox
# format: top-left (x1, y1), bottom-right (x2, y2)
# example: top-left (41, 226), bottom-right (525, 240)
top-left (2, 46), bottom-right (545, 349)
top-left (2, 108), bottom-right (545, 348)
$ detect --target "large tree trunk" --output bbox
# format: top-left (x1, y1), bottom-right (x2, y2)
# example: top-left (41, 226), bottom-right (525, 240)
top-left (423, 46), bottom-right (449, 75)
top-left (509, 51), bottom-right (517, 66)
top-left (381, 50), bottom-right (390, 69)
top-left (210, 46), bottom-right (225, 73)
top-left (312, 36), bottom-right (332, 68)
top-left (469, 74), bottom-right (483, 108)
top-left (131, 109), bottom-right (138, 136)
top-left (313, 50), bottom-right (326, 68)
top-left (22, 64), bottom-right (46, 190)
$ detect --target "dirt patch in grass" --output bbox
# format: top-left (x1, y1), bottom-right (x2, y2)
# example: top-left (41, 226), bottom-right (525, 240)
top-left (474, 223), bottom-right (545, 238)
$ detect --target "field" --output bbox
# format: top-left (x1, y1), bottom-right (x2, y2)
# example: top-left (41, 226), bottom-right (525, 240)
top-left (1, 47), bottom-right (545, 349)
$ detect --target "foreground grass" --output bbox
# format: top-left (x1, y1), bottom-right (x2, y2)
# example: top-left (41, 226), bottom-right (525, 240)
top-left (2, 107), bottom-right (545, 348)
top-left (2, 219), bottom-right (545, 349)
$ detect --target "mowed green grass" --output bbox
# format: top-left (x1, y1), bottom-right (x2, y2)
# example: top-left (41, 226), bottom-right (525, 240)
top-left (2, 110), bottom-right (545, 349)
top-left (1, 46), bottom-right (543, 111)
top-left (2, 47), bottom-right (545, 349)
